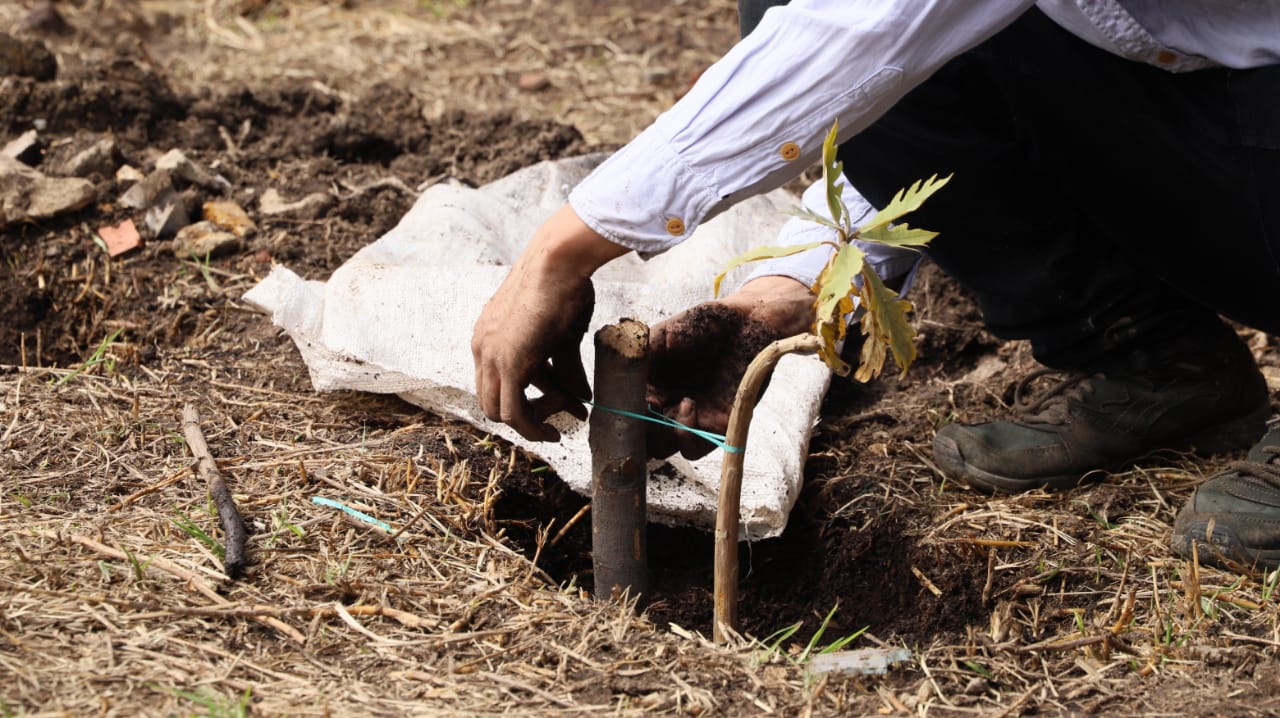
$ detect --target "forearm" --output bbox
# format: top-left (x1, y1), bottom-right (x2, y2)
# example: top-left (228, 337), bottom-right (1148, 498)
top-left (515, 205), bottom-right (630, 281)
top-left (721, 275), bottom-right (814, 338)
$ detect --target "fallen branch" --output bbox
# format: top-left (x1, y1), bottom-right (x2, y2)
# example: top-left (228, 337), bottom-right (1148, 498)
top-left (181, 403), bottom-right (249, 578)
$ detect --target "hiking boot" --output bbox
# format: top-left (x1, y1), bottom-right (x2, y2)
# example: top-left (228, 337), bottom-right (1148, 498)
top-left (1172, 423), bottom-right (1280, 571)
top-left (932, 329), bottom-right (1270, 493)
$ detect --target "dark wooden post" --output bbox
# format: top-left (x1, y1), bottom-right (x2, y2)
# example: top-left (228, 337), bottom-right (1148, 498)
top-left (589, 318), bottom-right (650, 601)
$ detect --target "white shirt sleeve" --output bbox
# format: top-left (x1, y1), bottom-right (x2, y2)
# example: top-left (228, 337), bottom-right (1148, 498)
top-left (568, 0), bottom-right (1034, 256)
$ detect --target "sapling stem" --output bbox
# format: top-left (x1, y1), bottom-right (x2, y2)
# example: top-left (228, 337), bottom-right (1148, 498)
top-left (713, 333), bottom-right (822, 642)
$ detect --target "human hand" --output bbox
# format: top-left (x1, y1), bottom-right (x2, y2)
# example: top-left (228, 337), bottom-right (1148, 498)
top-left (472, 205), bottom-right (627, 441)
top-left (646, 276), bottom-right (813, 459)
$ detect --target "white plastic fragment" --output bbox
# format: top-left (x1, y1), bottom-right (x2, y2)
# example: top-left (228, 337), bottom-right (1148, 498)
top-left (807, 647), bottom-right (913, 676)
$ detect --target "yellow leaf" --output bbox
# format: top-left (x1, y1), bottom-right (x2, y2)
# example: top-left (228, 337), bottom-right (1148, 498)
top-left (815, 318), bottom-right (850, 377)
top-left (860, 174), bottom-right (952, 234)
top-left (855, 310), bottom-right (886, 383)
top-left (857, 265), bottom-right (917, 380)
top-left (713, 241), bottom-right (832, 297)
top-left (812, 243), bottom-right (864, 329)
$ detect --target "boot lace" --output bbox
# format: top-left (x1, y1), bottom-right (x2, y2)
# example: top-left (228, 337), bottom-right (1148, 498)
top-left (1013, 369), bottom-right (1097, 424)
top-left (1224, 442), bottom-right (1280, 489)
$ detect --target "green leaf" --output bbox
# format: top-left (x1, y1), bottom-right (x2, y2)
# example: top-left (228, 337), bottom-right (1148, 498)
top-left (809, 243), bottom-right (864, 376)
top-left (857, 223), bottom-right (938, 248)
top-left (812, 243), bottom-right (863, 330)
top-left (964, 660), bottom-right (996, 681)
top-left (712, 240), bottom-right (832, 297)
top-left (860, 173), bottom-right (952, 234)
top-left (787, 206), bottom-right (842, 232)
top-left (820, 121), bottom-right (848, 233)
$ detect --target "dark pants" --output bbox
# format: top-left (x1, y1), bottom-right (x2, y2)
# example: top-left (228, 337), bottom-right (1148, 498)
top-left (740, 2), bottom-right (1280, 370)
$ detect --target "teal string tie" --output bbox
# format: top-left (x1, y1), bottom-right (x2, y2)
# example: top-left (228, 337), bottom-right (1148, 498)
top-left (312, 496), bottom-right (395, 532)
top-left (582, 400), bottom-right (741, 454)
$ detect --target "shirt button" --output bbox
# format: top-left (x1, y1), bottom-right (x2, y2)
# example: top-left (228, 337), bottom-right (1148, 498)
top-left (779, 142), bottom-right (801, 161)
top-left (1155, 50), bottom-right (1177, 64)
top-left (665, 217), bottom-right (685, 236)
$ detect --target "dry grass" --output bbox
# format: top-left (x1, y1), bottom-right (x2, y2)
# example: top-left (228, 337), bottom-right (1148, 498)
top-left (2, 276), bottom-right (1277, 715)
top-left (118, 0), bottom-right (737, 147)
top-left (0, 324), bottom-right (821, 716)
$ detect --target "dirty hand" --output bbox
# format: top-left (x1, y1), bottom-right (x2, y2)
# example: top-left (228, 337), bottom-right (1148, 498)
top-left (646, 275), bottom-right (813, 460)
top-left (472, 205), bottom-right (628, 442)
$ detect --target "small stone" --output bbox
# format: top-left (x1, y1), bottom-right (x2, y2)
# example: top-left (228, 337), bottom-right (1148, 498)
top-left (1263, 365), bottom-right (1280, 393)
top-left (154, 149), bottom-right (230, 191)
top-left (172, 221), bottom-right (242, 259)
top-left (144, 201), bottom-right (189, 239)
top-left (202, 200), bottom-right (256, 238)
top-left (516, 72), bottom-right (550, 92)
top-left (54, 137), bottom-right (117, 178)
top-left (0, 154), bottom-right (96, 227)
top-left (0, 32), bottom-right (56, 80)
top-left (2, 130), bottom-right (42, 166)
top-left (15, 2), bottom-right (72, 36)
top-left (120, 169), bottom-right (177, 209)
top-left (97, 219), bottom-right (142, 257)
top-left (258, 187), bottom-right (333, 219)
top-left (116, 165), bottom-right (145, 183)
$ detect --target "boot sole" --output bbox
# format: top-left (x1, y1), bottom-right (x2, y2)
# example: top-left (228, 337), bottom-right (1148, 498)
top-left (933, 401), bottom-right (1273, 494)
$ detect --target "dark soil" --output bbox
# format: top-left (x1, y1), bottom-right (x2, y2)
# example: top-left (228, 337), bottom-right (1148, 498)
top-left (0, 60), bottom-right (588, 367)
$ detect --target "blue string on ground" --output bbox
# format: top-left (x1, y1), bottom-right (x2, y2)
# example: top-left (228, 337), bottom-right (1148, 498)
top-left (311, 496), bottom-right (395, 532)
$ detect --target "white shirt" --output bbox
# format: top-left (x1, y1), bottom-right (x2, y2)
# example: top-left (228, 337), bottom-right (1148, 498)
top-left (567, 0), bottom-right (1280, 290)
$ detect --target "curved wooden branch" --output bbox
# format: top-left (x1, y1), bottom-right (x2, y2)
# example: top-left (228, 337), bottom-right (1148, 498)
top-left (713, 333), bottom-right (822, 642)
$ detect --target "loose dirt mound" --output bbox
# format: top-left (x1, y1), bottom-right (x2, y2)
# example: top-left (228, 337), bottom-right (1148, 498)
top-left (2, 2), bottom-right (1279, 716)
top-left (0, 59), bottom-right (586, 367)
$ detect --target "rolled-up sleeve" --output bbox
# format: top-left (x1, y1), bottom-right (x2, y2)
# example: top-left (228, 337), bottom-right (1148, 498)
top-left (569, 0), bottom-right (1034, 255)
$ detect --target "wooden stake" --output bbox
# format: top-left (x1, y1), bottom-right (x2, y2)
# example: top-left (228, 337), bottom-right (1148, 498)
top-left (181, 403), bottom-right (249, 578)
top-left (589, 319), bottom-right (650, 602)
top-left (713, 333), bottom-right (822, 642)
